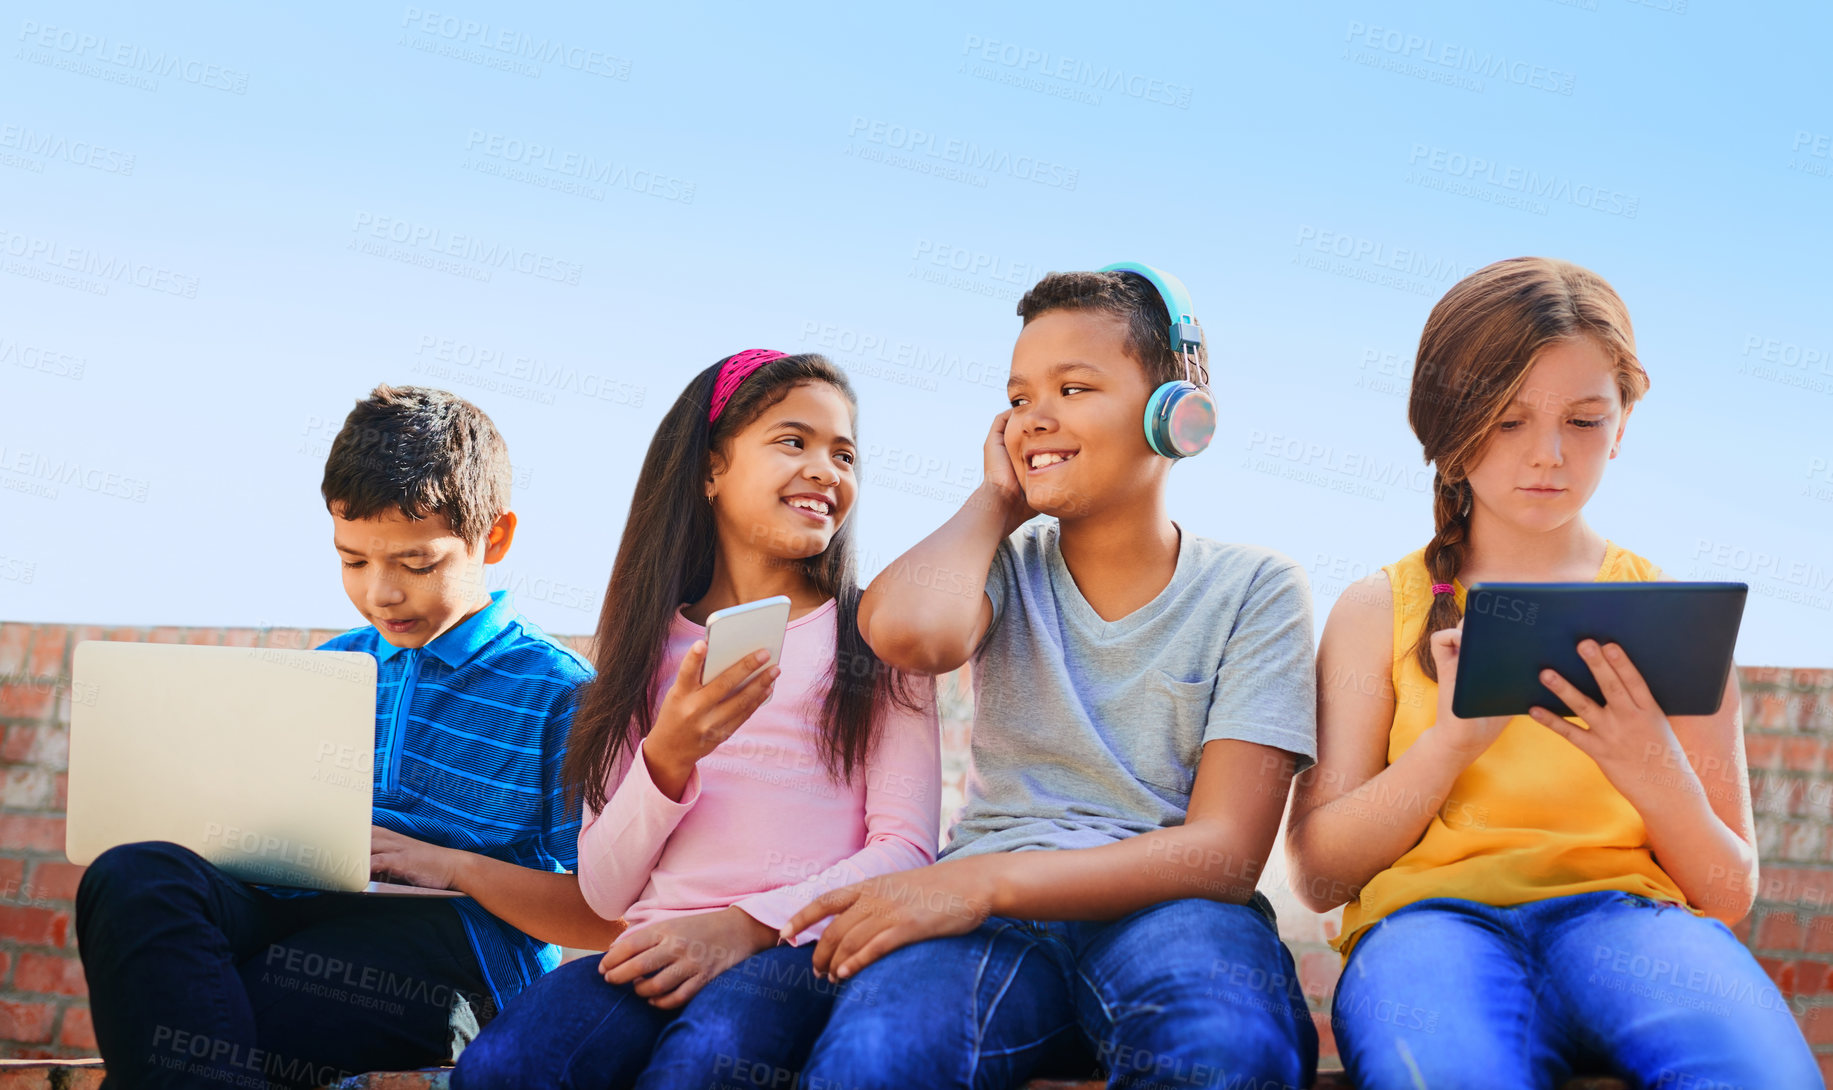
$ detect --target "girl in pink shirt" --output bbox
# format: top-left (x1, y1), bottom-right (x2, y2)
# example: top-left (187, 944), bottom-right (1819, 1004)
top-left (454, 351), bottom-right (939, 1090)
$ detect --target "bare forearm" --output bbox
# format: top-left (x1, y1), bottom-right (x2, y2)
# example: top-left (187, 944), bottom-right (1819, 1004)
top-left (452, 854), bottom-right (626, 950)
top-left (860, 484), bottom-right (1016, 671)
top-left (982, 820), bottom-right (1273, 922)
top-left (1288, 731), bottom-right (1474, 909)
top-left (1623, 766), bottom-right (1758, 922)
top-left (642, 738), bottom-right (693, 803)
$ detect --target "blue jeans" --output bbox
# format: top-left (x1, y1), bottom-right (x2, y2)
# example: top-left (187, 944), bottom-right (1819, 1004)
top-left (452, 943), bottom-right (841, 1090)
top-left (1334, 891), bottom-right (1822, 1090)
top-left (802, 895), bottom-right (1317, 1090)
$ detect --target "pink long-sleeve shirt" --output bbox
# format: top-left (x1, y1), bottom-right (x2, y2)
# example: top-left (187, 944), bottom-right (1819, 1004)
top-left (577, 598), bottom-right (941, 943)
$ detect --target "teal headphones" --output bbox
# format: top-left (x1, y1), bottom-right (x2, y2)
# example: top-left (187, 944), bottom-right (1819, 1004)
top-left (1099, 261), bottom-right (1217, 459)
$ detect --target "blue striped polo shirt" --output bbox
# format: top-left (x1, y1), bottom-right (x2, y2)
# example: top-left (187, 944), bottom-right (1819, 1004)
top-left (311, 589), bottom-right (591, 1009)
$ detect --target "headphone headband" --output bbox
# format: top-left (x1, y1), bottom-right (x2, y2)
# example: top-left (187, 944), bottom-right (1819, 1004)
top-left (1098, 260), bottom-right (1216, 459)
top-left (1098, 261), bottom-right (1204, 365)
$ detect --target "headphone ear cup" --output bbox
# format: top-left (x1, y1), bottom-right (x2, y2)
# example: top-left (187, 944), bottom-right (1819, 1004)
top-left (1167, 386), bottom-right (1216, 457)
top-left (1144, 382), bottom-right (1217, 459)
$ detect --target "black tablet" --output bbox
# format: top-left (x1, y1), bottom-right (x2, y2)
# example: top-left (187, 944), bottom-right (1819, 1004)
top-left (1451, 582), bottom-right (1747, 719)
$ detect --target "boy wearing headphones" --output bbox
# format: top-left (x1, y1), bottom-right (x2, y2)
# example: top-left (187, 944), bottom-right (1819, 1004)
top-left (788, 266), bottom-right (1320, 1090)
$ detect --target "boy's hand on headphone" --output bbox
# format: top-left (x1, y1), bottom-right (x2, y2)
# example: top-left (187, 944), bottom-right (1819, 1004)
top-left (644, 642), bottom-right (779, 798)
top-left (977, 409), bottom-right (1035, 535)
top-left (1427, 623), bottom-right (1513, 763)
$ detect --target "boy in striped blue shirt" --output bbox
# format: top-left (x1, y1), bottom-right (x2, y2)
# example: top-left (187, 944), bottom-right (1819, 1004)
top-left (76, 385), bottom-right (619, 1088)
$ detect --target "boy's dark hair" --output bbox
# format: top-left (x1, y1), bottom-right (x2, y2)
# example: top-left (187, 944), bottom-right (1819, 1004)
top-left (320, 384), bottom-right (512, 544)
top-left (1017, 270), bottom-right (1210, 386)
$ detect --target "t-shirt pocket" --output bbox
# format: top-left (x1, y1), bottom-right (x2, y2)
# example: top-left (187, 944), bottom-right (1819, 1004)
top-left (1131, 670), bottom-right (1214, 798)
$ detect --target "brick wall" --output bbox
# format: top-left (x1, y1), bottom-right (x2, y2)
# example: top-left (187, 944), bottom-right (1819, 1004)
top-left (2, 621), bottom-right (1829, 1078)
top-left (0, 622), bottom-right (354, 1056)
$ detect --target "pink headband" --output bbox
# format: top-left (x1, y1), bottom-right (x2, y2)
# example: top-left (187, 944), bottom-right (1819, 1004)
top-left (708, 349), bottom-right (787, 423)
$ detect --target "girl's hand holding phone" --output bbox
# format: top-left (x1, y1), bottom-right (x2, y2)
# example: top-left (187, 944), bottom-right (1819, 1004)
top-left (1426, 623), bottom-right (1514, 764)
top-left (642, 641), bottom-right (779, 800)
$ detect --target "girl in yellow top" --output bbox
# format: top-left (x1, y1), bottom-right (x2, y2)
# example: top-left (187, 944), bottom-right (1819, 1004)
top-left (1286, 257), bottom-right (1818, 1089)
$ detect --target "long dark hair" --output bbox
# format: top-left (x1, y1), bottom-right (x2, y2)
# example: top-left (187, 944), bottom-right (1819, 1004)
top-left (564, 352), bottom-right (926, 813)
top-left (1407, 257), bottom-right (1648, 681)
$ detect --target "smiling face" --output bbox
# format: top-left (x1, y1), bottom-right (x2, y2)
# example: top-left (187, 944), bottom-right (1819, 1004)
top-left (333, 505), bottom-right (513, 648)
top-left (706, 381), bottom-right (858, 561)
top-left (1005, 308), bottom-right (1166, 520)
top-left (1463, 336), bottom-right (1630, 534)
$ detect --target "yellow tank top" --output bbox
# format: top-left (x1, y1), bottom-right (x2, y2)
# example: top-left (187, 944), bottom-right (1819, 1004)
top-left (1333, 541), bottom-right (1700, 957)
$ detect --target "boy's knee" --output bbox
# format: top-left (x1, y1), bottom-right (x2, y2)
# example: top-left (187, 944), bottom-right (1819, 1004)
top-left (804, 1012), bottom-right (930, 1090)
top-left (449, 1033), bottom-right (518, 1090)
top-left (1107, 989), bottom-right (1311, 1085)
top-left (1206, 1013), bottom-right (1311, 1087)
top-left (78, 840), bottom-right (210, 909)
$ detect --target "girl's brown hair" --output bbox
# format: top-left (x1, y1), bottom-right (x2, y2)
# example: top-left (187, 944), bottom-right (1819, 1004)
top-left (563, 352), bottom-right (924, 814)
top-left (1408, 257), bottom-right (1650, 681)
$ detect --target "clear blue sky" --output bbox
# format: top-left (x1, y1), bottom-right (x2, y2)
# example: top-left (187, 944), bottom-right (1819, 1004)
top-left (3, 0), bottom-right (1829, 666)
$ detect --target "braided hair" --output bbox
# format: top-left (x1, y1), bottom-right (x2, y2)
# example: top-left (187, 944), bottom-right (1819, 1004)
top-left (1407, 257), bottom-right (1649, 681)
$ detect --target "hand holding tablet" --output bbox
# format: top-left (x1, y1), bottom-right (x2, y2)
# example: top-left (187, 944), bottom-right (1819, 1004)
top-left (1519, 636), bottom-right (1712, 792)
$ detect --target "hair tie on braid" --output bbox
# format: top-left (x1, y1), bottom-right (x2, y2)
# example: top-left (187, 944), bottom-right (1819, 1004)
top-left (1412, 467), bottom-right (1472, 683)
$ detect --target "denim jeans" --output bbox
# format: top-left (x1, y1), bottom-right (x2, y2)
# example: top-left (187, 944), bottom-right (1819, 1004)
top-left (1333, 891), bottom-right (1822, 1090)
top-left (801, 895), bottom-right (1317, 1090)
top-left (75, 841), bottom-right (491, 1090)
top-left (452, 943), bottom-right (842, 1090)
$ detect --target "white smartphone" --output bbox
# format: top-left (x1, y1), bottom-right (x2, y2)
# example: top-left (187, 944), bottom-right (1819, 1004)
top-left (701, 595), bottom-right (792, 686)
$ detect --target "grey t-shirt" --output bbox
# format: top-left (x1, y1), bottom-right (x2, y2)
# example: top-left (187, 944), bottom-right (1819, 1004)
top-left (941, 519), bottom-right (1318, 860)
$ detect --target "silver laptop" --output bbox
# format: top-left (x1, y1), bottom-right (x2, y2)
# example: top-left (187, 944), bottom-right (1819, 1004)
top-left (67, 641), bottom-right (461, 897)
